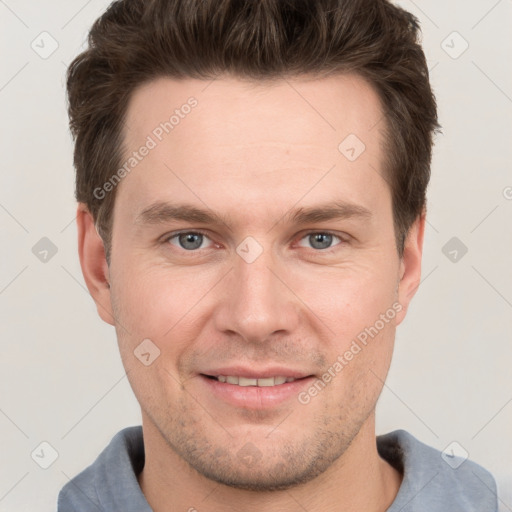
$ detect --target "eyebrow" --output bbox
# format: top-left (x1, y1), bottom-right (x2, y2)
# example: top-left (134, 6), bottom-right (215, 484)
top-left (134, 200), bottom-right (372, 230)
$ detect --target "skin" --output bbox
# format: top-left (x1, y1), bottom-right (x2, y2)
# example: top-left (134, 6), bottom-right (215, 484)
top-left (77, 73), bottom-right (425, 511)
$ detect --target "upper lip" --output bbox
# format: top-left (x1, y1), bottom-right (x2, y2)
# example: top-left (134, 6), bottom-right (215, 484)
top-left (201, 366), bottom-right (313, 379)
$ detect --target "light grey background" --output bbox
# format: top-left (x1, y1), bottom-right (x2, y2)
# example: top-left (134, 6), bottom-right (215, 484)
top-left (1, 1), bottom-right (511, 511)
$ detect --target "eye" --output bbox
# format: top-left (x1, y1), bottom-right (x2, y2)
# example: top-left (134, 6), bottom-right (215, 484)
top-left (297, 231), bottom-right (344, 251)
top-left (162, 230), bottom-right (346, 253)
top-left (165, 231), bottom-right (214, 251)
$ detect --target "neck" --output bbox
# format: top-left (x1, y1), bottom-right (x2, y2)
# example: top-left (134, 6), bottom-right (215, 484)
top-left (138, 413), bottom-right (402, 512)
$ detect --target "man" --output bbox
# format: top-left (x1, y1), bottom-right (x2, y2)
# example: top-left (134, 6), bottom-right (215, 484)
top-left (58, 0), bottom-right (498, 510)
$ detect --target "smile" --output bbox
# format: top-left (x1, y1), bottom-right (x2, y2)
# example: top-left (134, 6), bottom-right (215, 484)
top-left (199, 373), bottom-right (314, 409)
top-left (213, 375), bottom-right (296, 386)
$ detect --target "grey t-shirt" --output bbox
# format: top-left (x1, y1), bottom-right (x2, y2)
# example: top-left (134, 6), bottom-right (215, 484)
top-left (57, 426), bottom-right (498, 511)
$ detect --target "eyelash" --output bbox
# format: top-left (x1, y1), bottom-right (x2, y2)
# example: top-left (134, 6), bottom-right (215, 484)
top-left (162, 229), bottom-right (347, 254)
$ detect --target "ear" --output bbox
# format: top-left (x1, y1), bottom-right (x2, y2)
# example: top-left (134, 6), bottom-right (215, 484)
top-left (395, 210), bottom-right (426, 326)
top-left (76, 203), bottom-right (115, 326)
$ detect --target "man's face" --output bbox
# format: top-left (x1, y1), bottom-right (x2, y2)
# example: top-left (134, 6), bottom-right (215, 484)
top-left (92, 74), bottom-right (420, 490)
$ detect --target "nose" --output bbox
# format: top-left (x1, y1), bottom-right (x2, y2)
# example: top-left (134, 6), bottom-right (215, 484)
top-left (213, 242), bottom-right (300, 344)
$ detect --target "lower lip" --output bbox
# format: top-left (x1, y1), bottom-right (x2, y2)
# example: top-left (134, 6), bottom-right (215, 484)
top-left (199, 375), bottom-right (315, 409)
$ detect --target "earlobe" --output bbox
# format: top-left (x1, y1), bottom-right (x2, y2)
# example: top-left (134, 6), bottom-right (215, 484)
top-left (76, 203), bottom-right (115, 326)
top-left (395, 211), bottom-right (426, 326)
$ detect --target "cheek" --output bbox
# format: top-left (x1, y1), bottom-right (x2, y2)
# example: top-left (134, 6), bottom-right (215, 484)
top-left (112, 256), bottom-right (210, 338)
top-left (295, 262), bottom-right (399, 341)
top-left (110, 257), bottom-right (223, 401)
top-left (109, 264), bottom-right (195, 409)
top-left (311, 313), bottom-right (396, 421)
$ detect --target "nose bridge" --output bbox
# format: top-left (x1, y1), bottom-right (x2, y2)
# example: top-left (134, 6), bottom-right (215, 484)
top-left (216, 238), bottom-right (299, 342)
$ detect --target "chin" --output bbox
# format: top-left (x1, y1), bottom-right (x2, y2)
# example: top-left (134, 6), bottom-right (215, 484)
top-left (169, 429), bottom-right (348, 493)
top-left (191, 457), bottom-right (335, 492)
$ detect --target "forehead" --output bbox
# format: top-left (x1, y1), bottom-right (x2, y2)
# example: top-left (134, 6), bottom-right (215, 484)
top-left (118, 73), bottom-right (388, 221)
top-left (123, 73), bottom-right (383, 150)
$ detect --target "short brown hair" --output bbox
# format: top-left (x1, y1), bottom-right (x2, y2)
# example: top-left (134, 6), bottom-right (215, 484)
top-left (66, 0), bottom-right (439, 263)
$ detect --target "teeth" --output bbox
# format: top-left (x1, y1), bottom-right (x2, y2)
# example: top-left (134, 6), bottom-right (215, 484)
top-left (257, 377), bottom-right (275, 387)
top-left (239, 377), bottom-right (257, 386)
top-left (215, 375), bottom-right (296, 387)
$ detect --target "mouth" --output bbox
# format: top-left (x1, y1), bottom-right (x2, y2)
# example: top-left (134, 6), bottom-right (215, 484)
top-left (198, 370), bottom-right (315, 409)
top-left (202, 375), bottom-right (299, 387)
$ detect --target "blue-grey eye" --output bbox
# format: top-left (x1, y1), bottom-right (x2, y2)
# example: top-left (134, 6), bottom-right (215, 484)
top-left (172, 232), bottom-right (206, 250)
top-left (298, 232), bottom-right (343, 251)
top-left (308, 233), bottom-right (334, 250)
